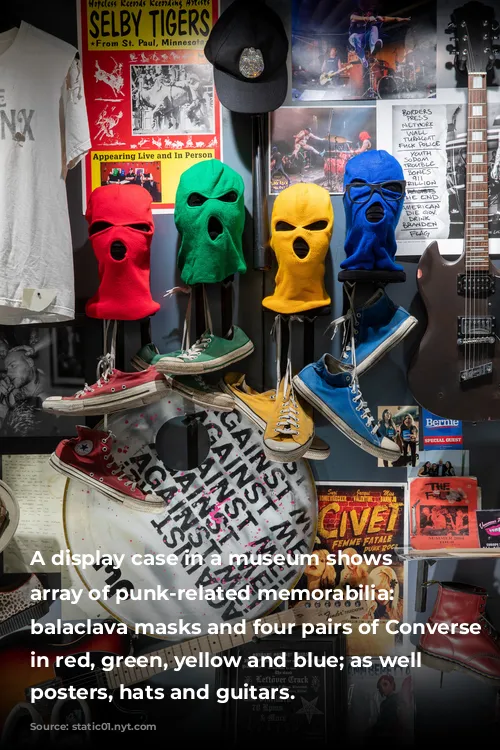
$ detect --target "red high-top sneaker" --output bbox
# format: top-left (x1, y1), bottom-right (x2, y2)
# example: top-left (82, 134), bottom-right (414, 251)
top-left (50, 426), bottom-right (165, 514)
top-left (43, 367), bottom-right (170, 416)
top-left (419, 581), bottom-right (500, 685)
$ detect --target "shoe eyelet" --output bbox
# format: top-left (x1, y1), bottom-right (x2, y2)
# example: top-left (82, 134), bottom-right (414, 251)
top-left (111, 388), bottom-right (115, 393)
top-left (99, 477), bottom-right (104, 482)
top-left (102, 446), bottom-right (108, 452)
top-left (356, 313), bottom-right (361, 318)
top-left (89, 472), bottom-right (94, 477)
top-left (122, 385), bottom-right (127, 390)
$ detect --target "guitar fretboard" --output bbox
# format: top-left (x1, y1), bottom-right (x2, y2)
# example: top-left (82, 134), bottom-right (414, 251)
top-left (106, 610), bottom-right (295, 691)
top-left (465, 72), bottom-right (489, 270)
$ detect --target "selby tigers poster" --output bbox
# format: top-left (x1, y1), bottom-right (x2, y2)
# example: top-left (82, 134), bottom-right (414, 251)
top-left (78, 0), bottom-right (222, 213)
top-left (291, 482), bottom-right (407, 657)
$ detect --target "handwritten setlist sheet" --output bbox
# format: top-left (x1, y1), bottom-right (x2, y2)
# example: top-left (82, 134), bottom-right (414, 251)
top-left (2, 455), bottom-right (103, 619)
top-left (393, 105), bottom-right (449, 242)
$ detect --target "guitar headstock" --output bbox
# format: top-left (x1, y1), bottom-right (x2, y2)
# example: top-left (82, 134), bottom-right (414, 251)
top-left (292, 598), bottom-right (369, 625)
top-left (449, 1), bottom-right (499, 73)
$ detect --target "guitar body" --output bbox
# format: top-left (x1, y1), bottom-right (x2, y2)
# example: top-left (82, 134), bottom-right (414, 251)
top-left (0, 631), bottom-right (132, 729)
top-left (408, 241), bottom-right (500, 421)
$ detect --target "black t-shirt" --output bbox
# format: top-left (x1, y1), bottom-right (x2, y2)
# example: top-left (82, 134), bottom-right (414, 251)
top-left (325, 56), bottom-right (340, 74)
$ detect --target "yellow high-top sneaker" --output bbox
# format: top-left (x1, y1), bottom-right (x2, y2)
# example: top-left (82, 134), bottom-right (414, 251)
top-left (221, 372), bottom-right (329, 461)
top-left (263, 377), bottom-right (314, 462)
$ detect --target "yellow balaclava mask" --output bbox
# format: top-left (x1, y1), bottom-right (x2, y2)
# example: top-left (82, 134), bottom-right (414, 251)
top-left (263, 183), bottom-right (333, 314)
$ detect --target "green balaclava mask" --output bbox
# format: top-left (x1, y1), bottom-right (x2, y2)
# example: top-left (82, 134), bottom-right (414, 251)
top-left (175, 159), bottom-right (246, 285)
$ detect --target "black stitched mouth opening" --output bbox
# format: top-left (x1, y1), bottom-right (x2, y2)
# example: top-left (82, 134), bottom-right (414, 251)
top-left (110, 241), bottom-right (127, 260)
top-left (208, 216), bottom-right (223, 240)
top-left (293, 237), bottom-right (310, 259)
top-left (366, 202), bottom-right (385, 223)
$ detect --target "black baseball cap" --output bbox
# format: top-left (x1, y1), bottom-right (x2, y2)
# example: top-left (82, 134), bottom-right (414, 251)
top-left (204, 0), bottom-right (289, 115)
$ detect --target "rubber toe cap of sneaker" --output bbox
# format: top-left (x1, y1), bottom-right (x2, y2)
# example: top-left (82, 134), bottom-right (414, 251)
top-left (381, 437), bottom-right (401, 455)
top-left (212, 394), bottom-right (235, 409)
top-left (146, 492), bottom-right (166, 505)
top-left (264, 439), bottom-right (303, 453)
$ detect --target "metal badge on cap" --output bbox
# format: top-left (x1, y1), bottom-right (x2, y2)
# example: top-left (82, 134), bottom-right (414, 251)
top-left (239, 47), bottom-right (265, 79)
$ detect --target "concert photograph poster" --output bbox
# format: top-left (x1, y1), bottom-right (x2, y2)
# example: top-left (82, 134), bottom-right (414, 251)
top-left (78, 0), bottom-right (222, 213)
top-left (269, 105), bottom-right (376, 194)
top-left (289, 482), bottom-right (407, 658)
top-left (291, 0), bottom-right (437, 103)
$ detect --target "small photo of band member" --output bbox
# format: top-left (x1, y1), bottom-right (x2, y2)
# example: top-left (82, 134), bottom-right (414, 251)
top-left (270, 105), bottom-right (376, 194)
top-left (291, 0), bottom-right (436, 101)
top-left (377, 404), bottom-right (420, 468)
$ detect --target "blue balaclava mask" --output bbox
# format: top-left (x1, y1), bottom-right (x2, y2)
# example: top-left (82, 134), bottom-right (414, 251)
top-left (341, 150), bottom-right (405, 272)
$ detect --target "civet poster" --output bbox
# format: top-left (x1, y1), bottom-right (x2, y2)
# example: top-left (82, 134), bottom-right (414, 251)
top-left (291, 482), bottom-right (407, 657)
top-left (78, 0), bottom-right (222, 213)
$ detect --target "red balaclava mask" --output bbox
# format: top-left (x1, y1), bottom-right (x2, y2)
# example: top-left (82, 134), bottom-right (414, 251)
top-left (85, 185), bottom-right (160, 320)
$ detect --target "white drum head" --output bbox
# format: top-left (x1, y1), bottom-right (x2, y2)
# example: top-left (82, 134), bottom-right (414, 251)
top-left (64, 394), bottom-right (317, 636)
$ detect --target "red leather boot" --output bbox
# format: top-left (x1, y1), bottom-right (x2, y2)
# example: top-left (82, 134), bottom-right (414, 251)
top-left (419, 581), bottom-right (500, 685)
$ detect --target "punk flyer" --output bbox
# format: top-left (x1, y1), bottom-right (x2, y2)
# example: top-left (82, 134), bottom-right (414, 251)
top-left (477, 511), bottom-right (500, 549)
top-left (291, 482), bottom-right (406, 657)
top-left (78, 0), bottom-right (222, 213)
top-left (291, 0), bottom-right (436, 102)
top-left (409, 476), bottom-right (480, 550)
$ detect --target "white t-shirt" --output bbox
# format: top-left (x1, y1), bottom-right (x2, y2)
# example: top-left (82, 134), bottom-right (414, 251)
top-left (0, 23), bottom-right (91, 324)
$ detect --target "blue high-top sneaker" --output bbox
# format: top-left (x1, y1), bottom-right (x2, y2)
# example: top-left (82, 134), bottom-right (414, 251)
top-left (328, 289), bottom-right (417, 375)
top-left (293, 354), bottom-right (401, 461)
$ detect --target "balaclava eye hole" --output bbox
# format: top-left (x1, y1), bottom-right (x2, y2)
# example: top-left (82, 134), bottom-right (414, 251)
top-left (89, 221), bottom-right (113, 236)
top-left (383, 182), bottom-right (405, 196)
top-left (304, 221), bottom-right (328, 231)
top-left (275, 221), bottom-right (296, 231)
top-left (188, 193), bottom-right (208, 207)
top-left (218, 191), bottom-right (238, 203)
top-left (126, 223), bottom-right (152, 233)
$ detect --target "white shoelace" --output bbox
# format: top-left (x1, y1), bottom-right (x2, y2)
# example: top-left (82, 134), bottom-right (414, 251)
top-left (181, 332), bottom-right (214, 360)
top-left (271, 315), bottom-right (303, 437)
top-left (276, 388), bottom-right (300, 436)
top-left (351, 382), bottom-right (378, 434)
top-left (325, 283), bottom-right (358, 363)
top-left (106, 458), bottom-right (138, 490)
top-left (75, 326), bottom-right (117, 398)
top-left (101, 433), bottom-right (138, 491)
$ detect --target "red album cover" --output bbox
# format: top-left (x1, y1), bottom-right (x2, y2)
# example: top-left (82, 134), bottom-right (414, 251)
top-left (409, 476), bottom-right (480, 550)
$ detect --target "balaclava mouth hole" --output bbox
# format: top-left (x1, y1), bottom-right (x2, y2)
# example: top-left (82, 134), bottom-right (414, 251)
top-left (293, 237), bottom-right (310, 259)
top-left (208, 216), bottom-right (224, 240)
top-left (110, 240), bottom-right (127, 260)
top-left (365, 201), bottom-right (385, 224)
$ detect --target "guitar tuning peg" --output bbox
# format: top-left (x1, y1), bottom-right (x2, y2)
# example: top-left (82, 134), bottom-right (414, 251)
top-left (446, 43), bottom-right (457, 54)
top-left (492, 21), bottom-right (500, 31)
top-left (445, 22), bottom-right (456, 33)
